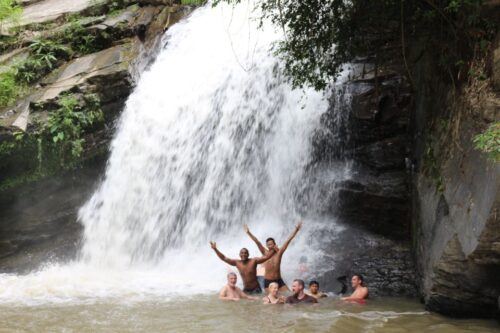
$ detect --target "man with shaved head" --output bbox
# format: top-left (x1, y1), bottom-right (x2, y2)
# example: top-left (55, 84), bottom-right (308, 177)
top-left (210, 241), bottom-right (275, 294)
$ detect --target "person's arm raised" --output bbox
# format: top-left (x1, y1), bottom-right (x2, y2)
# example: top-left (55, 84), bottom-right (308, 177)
top-left (244, 224), bottom-right (267, 255)
top-left (278, 222), bottom-right (303, 255)
top-left (254, 247), bottom-right (276, 264)
top-left (210, 241), bottom-right (237, 266)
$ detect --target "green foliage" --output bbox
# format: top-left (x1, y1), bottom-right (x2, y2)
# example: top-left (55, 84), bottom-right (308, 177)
top-left (181, 0), bottom-right (206, 5)
top-left (14, 38), bottom-right (70, 84)
top-left (214, 0), bottom-right (495, 90)
top-left (473, 122), bottom-right (500, 162)
top-left (423, 136), bottom-right (445, 193)
top-left (45, 93), bottom-right (104, 164)
top-left (61, 21), bottom-right (97, 55)
top-left (0, 93), bottom-right (105, 189)
top-left (0, 0), bottom-right (21, 25)
top-left (0, 70), bottom-right (19, 107)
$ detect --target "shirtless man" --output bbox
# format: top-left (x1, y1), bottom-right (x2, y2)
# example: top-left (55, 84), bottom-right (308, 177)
top-left (341, 274), bottom-right (368, 302)
top-left (244, 222), bottom-right (302, 292)
top-left (219, 272), bottom-right (257, 301)
top-left (210, 241), bottom-right (275, 293)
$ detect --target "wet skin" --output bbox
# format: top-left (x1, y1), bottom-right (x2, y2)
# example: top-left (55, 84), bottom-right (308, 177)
top-left (245, 223), bottom-right (302, 291)
top-left (210, 243), bottom-right (275, 290)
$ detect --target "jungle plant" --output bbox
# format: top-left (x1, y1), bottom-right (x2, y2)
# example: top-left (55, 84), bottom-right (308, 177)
top-left (473, 122), bottom-right (500, 162)
top-left (0, 70), bottom-right (18, 107)
top-left (181, 0), bottom-right (206, 5)
top-left (61, 21), bottom-right (97, 55)
top-left (0, 0), bottom-right (21, 27)
top-left (15, 39), bottom-right (70, 84)
top-left (213, 0), bottom-right (495, 90)
top-left (45, 93), bottom-right (104, 165)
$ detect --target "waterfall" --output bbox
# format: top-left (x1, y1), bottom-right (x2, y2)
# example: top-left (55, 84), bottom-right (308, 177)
top-left (79, 2), bottom-right (331, 268)
top-left (0, 2), bottom-right (350, 303)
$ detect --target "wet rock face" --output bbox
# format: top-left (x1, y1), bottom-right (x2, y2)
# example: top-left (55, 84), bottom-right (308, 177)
top-left (316, 225), bottom-right (418, 297)
top-left (311, 67), bottom-right (416, 297)
top-left (411, 33), bottom-right (500, 318)
top-left (0, 162), bottom-right (104, 273)
top-left (312, 71), bottom-right (413, 239)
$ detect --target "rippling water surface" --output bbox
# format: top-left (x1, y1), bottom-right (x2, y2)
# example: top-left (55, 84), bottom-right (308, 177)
top-left (1, 296), bottom-right (498, 332)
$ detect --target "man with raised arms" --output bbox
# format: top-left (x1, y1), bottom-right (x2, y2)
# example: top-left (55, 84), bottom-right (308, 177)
top-left (244, 222), bottom-right (302, 292)
top-left (219, 272), bottom-right (258, 301)
top-left (210, 241), bottom-right (275, 294)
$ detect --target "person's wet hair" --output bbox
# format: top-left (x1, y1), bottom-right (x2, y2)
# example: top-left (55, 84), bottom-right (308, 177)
top-left (309, 280), bottom-right (319, 287)
top-left (240, 248), bottom-right (249, 253)
top-left (293, 279), bottom-right (305, 288)
top-left (268, 282), bottom-right (278, 289)
top-left (353, 274), bottom-right (364, 284)
top-left (227, 272), bottom-right (237, 278)
top-left (266, 237), bottom-right (275, 244)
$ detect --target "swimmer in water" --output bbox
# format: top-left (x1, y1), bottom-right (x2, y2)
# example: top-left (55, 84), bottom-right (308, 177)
top-left (244, 222), bottom-right (302, 292)
top-left (306, 280), bottom-right (328, 299)
top-left (210, 241), bottom-right (275, 294)
top-left (285, 279), bottom-right (318, 304)
top-left (219, 272), bottom-right (258, 301)
top-left (262, 282), bottom-right (286, 304)
top-left (341, 274), bottom-right (368, 302)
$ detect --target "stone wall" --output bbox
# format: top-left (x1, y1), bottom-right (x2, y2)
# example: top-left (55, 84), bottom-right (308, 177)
top-left (410, 33), bottom-right (500, 317)
top-left (312, 62), bottom-right (418, 297)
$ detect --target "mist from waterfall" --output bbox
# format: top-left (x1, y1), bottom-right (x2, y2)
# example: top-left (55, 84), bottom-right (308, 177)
top-left (0, 1), bottom-right (351, 303)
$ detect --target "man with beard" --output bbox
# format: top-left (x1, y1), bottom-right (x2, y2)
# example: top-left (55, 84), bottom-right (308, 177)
top-left (210, 241), bottom-right (275, 294)
top-left (285, 279), bottom-right (318, 304)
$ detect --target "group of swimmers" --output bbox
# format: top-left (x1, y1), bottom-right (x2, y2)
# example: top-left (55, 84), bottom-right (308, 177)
top-left (210, 222), bottom-right (369, 304)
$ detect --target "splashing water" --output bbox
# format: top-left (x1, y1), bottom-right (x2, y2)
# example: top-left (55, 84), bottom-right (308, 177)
top-left (0, 2), bottom-right (349, 304)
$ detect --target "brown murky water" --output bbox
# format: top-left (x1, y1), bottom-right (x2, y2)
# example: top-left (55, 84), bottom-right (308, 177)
top-left (0, 296), bottom-right (498, 332)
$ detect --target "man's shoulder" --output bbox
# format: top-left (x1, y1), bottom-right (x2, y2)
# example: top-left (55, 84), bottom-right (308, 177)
top-left (304, 294), bottom-right (318, 303)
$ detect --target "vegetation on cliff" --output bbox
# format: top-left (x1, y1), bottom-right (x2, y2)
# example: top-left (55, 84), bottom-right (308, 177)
top-left (0, 0), bottom-right (21, 25)
top-left (474, 122), bottom-right (500, 161)
top-left (216, 0), bottom-right (496, 90)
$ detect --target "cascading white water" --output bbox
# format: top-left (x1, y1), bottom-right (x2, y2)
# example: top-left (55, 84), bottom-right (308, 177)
top-left (79, 2), bottom-right (336, 269)
top-left (0, 2), bottom-right (348, 304)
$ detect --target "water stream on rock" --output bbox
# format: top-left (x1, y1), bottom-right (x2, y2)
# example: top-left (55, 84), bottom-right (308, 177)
top-left (0, 0), bottom-right (345, 303)
top-left (0, 2), bottom-right (498, 332)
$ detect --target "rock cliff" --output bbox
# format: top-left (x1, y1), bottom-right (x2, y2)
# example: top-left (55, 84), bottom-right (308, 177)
top-left (410, 33), bottom-right (500, 317)
top-left (0, 0), bottom-right (195, 272)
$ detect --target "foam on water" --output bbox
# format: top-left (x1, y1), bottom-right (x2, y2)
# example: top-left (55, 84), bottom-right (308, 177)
top-left (0, 1), bottom-right (350, 304)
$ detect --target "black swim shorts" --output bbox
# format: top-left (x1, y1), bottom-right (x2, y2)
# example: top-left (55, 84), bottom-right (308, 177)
top-left (264, 278), bottom-right (286, 288)
top-left (243, 285), bottom-right (263, 294)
